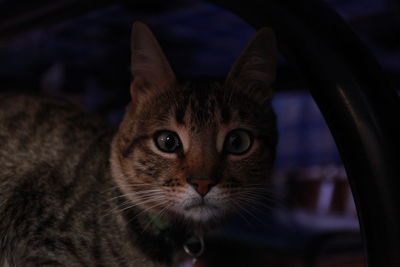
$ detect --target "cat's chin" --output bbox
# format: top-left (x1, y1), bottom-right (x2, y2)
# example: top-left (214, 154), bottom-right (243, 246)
top-left (183, 204), bottom-right (219, 222)
top-left (174, 205), bottom-right (230, 234)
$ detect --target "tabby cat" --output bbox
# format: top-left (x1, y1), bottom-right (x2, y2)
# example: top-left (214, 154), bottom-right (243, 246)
top-left (0, 22), bottom-right (277, 266)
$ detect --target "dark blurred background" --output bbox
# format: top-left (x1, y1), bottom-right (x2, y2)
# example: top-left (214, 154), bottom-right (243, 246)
top-left (0, 0), bottom-right (398, 266)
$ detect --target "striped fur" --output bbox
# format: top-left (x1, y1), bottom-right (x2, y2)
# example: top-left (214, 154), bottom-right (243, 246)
top-left (0, 22), bottom-right (277, 266)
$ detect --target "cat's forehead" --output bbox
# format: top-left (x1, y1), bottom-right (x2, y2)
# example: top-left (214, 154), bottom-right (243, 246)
top-left (136, 81), bottom-right (270, 133)
top-left (137, 83), bottom-right (222, 125)
top-left (176, 83), bottom-right (227, 127)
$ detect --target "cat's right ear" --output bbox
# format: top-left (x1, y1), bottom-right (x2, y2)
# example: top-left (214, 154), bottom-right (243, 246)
top-left (130, 22), bottom-right (176, 101)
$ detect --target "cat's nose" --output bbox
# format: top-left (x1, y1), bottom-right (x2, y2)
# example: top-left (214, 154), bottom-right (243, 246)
top-left (187, 177), bottom-right (216, 196)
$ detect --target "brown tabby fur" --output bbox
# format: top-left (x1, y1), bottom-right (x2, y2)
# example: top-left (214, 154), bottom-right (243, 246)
top-left (0, 22), bottom-right (277, 266)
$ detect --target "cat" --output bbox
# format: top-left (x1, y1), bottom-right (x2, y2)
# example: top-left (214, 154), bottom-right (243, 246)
top-left (0, 22), bottom-right (278, 266)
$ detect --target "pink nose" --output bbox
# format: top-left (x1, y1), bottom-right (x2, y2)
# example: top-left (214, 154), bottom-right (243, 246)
top-left (187, 178), bottom-right (215, 196)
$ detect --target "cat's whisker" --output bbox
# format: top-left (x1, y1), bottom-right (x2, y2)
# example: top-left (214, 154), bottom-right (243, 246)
top-left (233, 197), bottom-right (267, 210)
top-left (235, 190), bottom-right (276, 207)
top-left (104, 195), bottom-right (166, 217)
top-left (127, 195), bottom-right (166, 204)
top-left (122, 193), bottom-right (166, 203)
top-left (105, 193), bottom-right (165, 214)
top-left (102, 183), bottom-right (161, 194)
top-left (234, 191), bottom-right (273, 202)
top-left (234, 199), bottom-right (268, 226)
top-left (117, 197), bottom-right (166, 215)
top-left (133, 189), bottom-right (165, 195)
top-left (141, 203), bottom-right (172, 233)
top-left (229, 201), bottom-right (253, 226)
top-left (109, 190), bottom-right (164, 201)
top-left (102, 198), bottom-right (134, 216)
top-left (230, 189), bottom-right (278, 204)
top-left (122, 183), bottom-right (161, 188)
top-left (241, 186), bottom-right (275, 193)
top-left (127, 201), bottom-right (167, 225)
top-left (240, 194), bottom-right (272, 213)
top-left (225, 190), bottom-right (273, 219)
top-left (235, 196), bottom-right (272, 216)
top-left (100, 185), bottom-right (121, 194)
top-left (111, 195), bottom-right (163, 210)
top-left (126, 181), bottom-right (165, 186)
top-left (244, 182), bottom-right (274, 187)
top-left (238, 189), bottom-right (281, 207)
top-left (127, 194), bottom-right (167, 204)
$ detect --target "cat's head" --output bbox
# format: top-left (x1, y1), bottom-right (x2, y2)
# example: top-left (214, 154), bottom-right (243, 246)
top-left (111, 22), bottom-right (277, 231)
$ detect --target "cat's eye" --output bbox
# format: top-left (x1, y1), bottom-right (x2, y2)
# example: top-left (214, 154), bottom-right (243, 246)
top-left (224, 129), bottom-right (253, 155)
top-left (154, 131), bottom-right (181, 153)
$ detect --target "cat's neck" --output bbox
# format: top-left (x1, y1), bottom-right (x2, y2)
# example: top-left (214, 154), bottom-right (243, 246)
top-left (109, 188), bottom-right (189, 264)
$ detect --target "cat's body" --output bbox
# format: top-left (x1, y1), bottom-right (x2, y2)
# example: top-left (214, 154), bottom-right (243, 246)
top-left (0, 94), bottom-right (175, 266)
top-left (0, 22), bottom-right (278, 266)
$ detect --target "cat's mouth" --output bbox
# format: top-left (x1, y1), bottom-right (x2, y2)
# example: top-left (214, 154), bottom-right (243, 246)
top-left (183, 199), bottom-right (219, 211)
top-left (179, 198), bottom-right (227, 225)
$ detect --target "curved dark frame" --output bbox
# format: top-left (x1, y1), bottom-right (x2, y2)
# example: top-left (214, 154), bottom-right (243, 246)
top-left (207, 0), bottom-right (400, 266)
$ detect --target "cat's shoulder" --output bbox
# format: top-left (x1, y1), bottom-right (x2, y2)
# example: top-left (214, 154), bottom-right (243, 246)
top-left (0, 93), bottom-right (114, 131)
top-left (0, 93), bottom-right (87, 115)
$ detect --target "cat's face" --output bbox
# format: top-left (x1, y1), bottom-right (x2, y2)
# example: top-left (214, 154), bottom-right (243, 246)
top-left (111, 22), bottom-right (277, 229)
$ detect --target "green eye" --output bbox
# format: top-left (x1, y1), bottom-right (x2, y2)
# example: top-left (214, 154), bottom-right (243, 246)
top-left (224, 129), bottom-right (253, 155)
top-left (154, 131), bottom-right (181, 153)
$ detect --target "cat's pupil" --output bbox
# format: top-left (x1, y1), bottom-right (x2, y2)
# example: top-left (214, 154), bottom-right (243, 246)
top-left (164, 135), bottom-right (176, 149)
top-left (230, 135), bottom-right (242, 149)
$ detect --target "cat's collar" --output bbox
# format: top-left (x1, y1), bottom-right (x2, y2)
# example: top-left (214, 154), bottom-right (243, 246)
top-left (151, 216), bottom-right (171, 231)
top-left (183, 235), bottom-right (205, 259)
top-left (151, 216), bottom-right (205, 260)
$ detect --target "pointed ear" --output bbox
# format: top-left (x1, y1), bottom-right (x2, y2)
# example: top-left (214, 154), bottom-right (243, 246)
top-left (226, 28), bottom-right (277, 102)
top-left (130, 22), bottom-right (176, 100)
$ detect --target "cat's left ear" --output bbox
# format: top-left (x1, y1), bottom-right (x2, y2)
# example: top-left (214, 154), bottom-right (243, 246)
top-left (226, 28), bottom-right (277, 102)
top-left (130, 22), bottom-right (176, 101)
